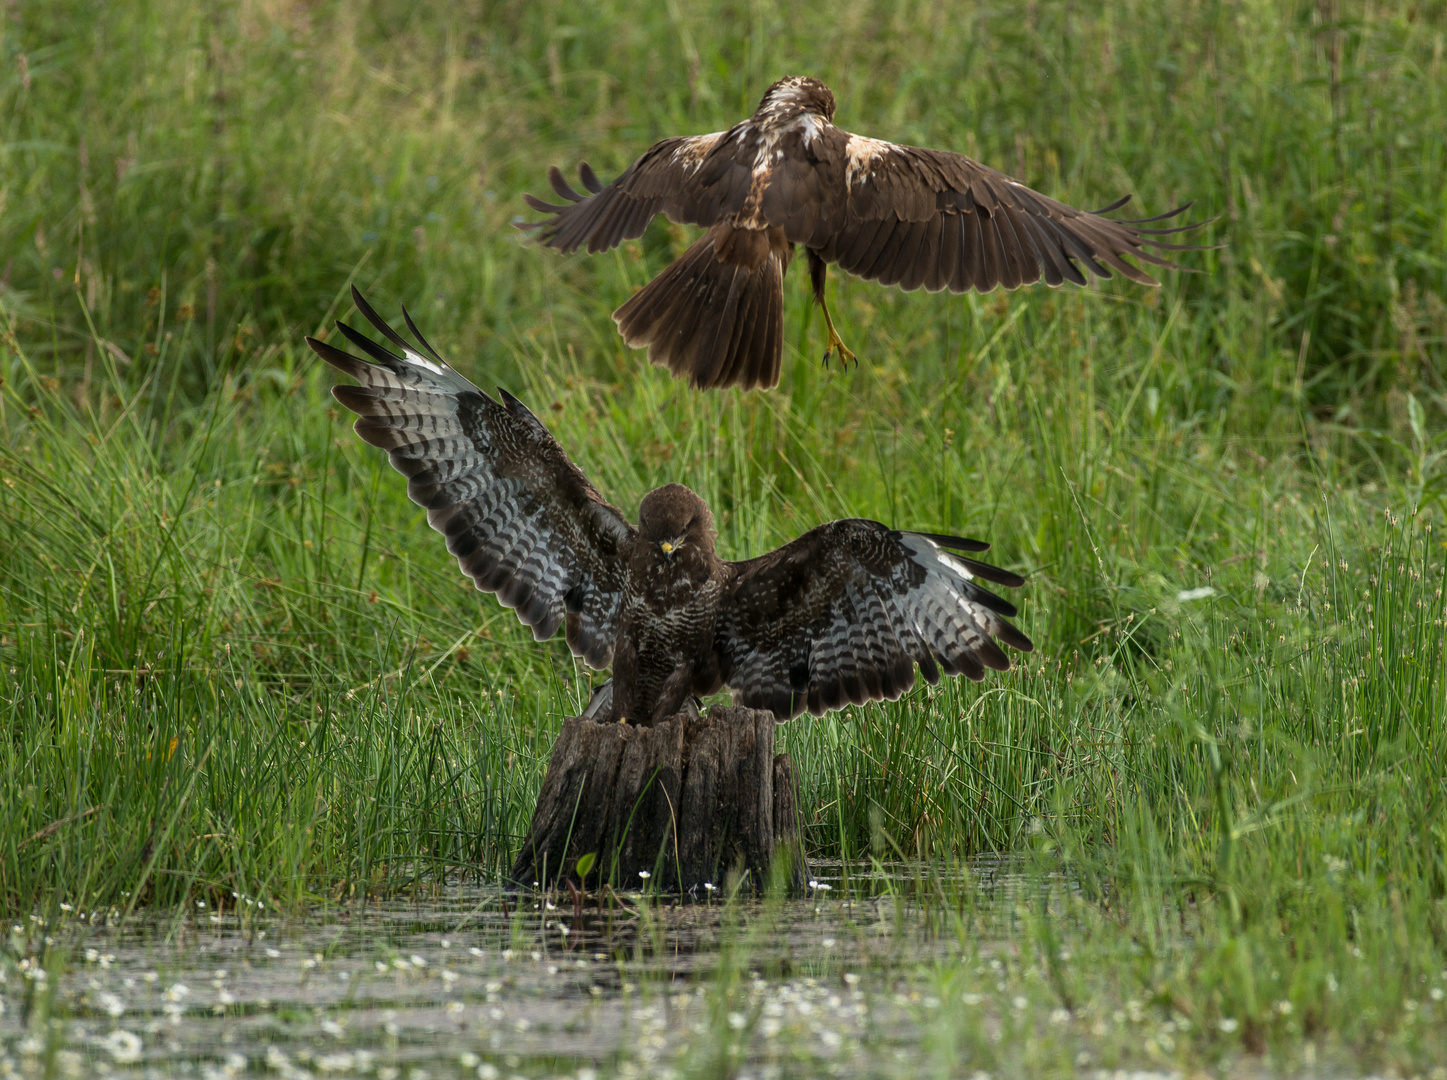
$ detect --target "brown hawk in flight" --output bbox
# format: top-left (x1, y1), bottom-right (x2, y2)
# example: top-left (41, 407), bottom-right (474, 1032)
top-left (309, 289), bottom-right (1032, 725)
top-left (522, 75), bottom-right (1204, 392)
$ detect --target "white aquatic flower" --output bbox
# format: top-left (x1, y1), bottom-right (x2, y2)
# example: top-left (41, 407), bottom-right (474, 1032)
top-left (1219, 1017), bottom-right (1239, 1033)
top-left (104, 1029), bottom-right (143, 1064)
top-left (727, 1012), bottom-right (746, 1030)
top-left (822, 938), bottom-right (836, 948)
top-left (163, 983), bottom-right (189, 1002)
top-left (410, 954), bottom-right (428, 968)
top-left (477, 1066), bottom-right (499, 1080)
top-left (1012, 996), bottom-right (1028, 1011)
top-left (1277, 999), bottom-right (1293, 1015)
top-left (98, 991), bottom-right (125, 1018)
top-left (637, 871), bottom-right (651, 880)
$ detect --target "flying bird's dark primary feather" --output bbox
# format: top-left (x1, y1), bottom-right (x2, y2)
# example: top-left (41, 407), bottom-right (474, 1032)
top-left (314, 292), bottom-right (1031, 724)
top-left (522, 76), bottom-right (1212, 391)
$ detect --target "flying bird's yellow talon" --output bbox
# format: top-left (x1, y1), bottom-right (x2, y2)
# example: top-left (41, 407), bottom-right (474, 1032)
top-left (822, 328), bottom-right (856, 371)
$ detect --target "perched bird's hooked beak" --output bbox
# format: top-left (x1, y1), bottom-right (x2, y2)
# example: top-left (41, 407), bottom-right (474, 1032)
top-left (659, 541), bottom-right (675, 557)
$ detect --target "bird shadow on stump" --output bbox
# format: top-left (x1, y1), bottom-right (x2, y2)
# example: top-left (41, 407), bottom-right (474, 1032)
top-left (510, 705), bottom-right (807, 898)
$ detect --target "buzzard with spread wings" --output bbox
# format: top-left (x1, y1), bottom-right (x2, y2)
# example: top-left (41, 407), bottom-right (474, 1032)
top-left (522, 75), bottom-right (1206, 392)
top-left (310, 289), bottom-right (1032, 724)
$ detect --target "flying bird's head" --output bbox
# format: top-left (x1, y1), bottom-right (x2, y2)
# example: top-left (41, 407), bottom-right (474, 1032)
top-left (638, 484), bottom-right (715, 563)
top-left (755, 75), bottom-right (836, 124)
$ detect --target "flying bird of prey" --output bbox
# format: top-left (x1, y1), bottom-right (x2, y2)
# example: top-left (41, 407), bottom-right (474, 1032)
top-left (309, 289), bottom-right (1032, 724)
top-left (522, 75), bottom-right (1204, 392)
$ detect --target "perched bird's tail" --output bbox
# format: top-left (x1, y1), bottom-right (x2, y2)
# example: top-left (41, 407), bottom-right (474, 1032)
top-left (614, 223), bottom-right (789, 392)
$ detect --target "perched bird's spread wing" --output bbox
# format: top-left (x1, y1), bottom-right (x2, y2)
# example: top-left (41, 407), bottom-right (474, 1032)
top-left (808, 135), bottom-right (1204, 292)
top-left (307, 288), bottom-right (635, 668)
top-left (520, 132), bottom-right (758, 254)
top-left (715, 521), bottom-right (1033, 719)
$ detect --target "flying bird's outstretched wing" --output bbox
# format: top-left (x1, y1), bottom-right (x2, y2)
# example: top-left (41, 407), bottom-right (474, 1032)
top-left (520, 133), bottom-right (754, 255)
top-left (307, 288), bottom-right (635, 668)
top-left (715, 521), bottom-right (1033, 719)
top-left (807, 136), bottom-right (1206, 293)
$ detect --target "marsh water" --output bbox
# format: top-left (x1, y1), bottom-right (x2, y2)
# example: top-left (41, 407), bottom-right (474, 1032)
top-left (0, 861), bottom-right (1230, 1080)
top-left (0, 862), bottom-right (1068, 1080)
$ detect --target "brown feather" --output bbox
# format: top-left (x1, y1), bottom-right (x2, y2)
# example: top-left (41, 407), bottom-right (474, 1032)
top-left (522, 77), bottom-right (1208, 392)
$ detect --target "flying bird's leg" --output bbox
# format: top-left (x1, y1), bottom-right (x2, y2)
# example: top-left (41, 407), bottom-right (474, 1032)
top-left (807, 249), bottom-right (857, 370)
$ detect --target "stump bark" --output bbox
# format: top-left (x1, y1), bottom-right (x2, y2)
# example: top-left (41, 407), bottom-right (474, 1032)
top-left (511, 705), bottom-right (807, 896)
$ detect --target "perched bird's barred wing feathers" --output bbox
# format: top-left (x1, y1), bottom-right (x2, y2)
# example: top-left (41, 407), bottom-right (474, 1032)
top-left (811, 136), bottom-right (1209, 293)
top-left (307, 288), bottom-right (634, 668)
top-left (716, 521), bottom-right (1032, 719)
top-left (520, 132), bottom-right (762, 254)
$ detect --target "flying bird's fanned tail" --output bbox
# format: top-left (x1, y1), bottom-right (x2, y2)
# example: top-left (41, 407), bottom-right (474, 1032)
top-left (716, 521), bottom-right (1033, 719)
top-left (306, 288), bottom-right (635, 669)
top-left (614, 223), bottom-right (788, 392)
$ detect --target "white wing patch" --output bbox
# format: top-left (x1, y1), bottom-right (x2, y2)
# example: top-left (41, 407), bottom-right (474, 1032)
top-left (844, 134), bottom-right (896, 189)
top-left (399, 346), bottom-right (447, 376)
top-left (669, 132), bottom-right (724, 173)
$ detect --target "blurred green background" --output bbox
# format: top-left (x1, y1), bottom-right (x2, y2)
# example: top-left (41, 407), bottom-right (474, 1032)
top-left (3, 0), bottom-right (1447, 1066)
top-left (1, 3), bottom-right (1446, 1055)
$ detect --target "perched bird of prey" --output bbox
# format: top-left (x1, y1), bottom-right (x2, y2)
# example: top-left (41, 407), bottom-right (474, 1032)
top-left (522, 75), bottom-right (1204, 392)
top-left (309, 289), bottom-right (1032, 724)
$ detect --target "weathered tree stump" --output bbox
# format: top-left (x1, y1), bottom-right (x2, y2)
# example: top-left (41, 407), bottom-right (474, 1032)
top-left (510, 705), bottom-right (807, 896)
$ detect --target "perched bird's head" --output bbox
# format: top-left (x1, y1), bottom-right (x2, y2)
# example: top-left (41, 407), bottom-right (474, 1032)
top-left (755, 76), bottom-right (836, 123)
top-left (638, 484), bottom-right (715, 561)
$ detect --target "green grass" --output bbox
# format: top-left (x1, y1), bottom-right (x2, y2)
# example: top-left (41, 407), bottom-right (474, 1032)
top-left (2, 0), bottom-right (1446, 1072)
